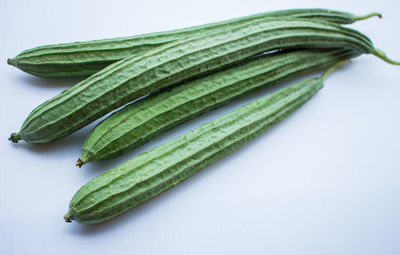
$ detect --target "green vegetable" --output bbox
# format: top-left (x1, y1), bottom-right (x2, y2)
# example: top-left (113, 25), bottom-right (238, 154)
top-left (11, 17), bottom-right (391, 144)
top-left (78, 48), bottom-right (360, 166)
top-left (7, 9), bottom-right (380, 78)
top-left (65, 60), bottom-right (347, 224)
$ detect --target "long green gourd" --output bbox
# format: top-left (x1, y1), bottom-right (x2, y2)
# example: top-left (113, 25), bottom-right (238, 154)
top-left (7, 9), bottom-right (380, 78)
top-left (65, 61), bottom-right (345, 224)
top-left (78, 48), bottom-right (360, 166)
top-left (11, 17), bottom-right (396, 144)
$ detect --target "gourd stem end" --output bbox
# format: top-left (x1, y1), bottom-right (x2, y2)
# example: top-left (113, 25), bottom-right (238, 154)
top-left (321, 59), bottom-right (350, 80)
top-left (373, 48), bottom-right (400, 65)
top-left (354, 12), bottom-right (382, 21)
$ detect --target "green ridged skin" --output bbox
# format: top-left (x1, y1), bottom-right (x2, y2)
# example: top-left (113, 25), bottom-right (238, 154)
top-left (10, 18), bottom-right (375, 144)
top-left (79, 48), bottom-right (360, 165)
top-left (65, 73), bottom-right (326, 224)
top-left (7, 8), bottom-right (372, 78)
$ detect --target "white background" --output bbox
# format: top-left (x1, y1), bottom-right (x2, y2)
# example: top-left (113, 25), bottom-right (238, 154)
top-left (1, 0), bottom-right (399, 254)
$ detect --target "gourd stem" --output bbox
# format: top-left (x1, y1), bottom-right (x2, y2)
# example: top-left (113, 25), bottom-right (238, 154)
top-left (354, 12), bottom-right (382, 21)
top-left (321, 59), bottom-right (350, 80)
top-left (373, 48), bottom-right (400, 65)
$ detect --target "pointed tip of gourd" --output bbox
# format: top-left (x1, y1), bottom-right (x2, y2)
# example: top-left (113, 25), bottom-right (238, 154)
top-left (7, 58), bottom-right (17, 67)
top-left (9, 133), bottom-right (21, 143)
top-left (64, 213), bottom-right (73, 223)
top-left (76, 158), bottom-right (85, 168)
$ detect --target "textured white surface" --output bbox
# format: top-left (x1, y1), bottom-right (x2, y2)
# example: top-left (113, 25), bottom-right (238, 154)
top-left (1, 0), bottom-right (399, 254)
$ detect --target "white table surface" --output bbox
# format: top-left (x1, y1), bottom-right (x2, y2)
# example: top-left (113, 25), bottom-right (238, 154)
top-left (1, 0), bottom-right (399, 254)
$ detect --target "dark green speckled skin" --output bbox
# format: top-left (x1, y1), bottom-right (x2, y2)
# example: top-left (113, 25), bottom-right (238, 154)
top-left (80, 48), bottom-right (360, 164)
top-left (8, 9), bottom-right (359, 78)
top-left (65, 75), bottom-right (325, 224)
top-left (12, 17), bottom-right (374, 144)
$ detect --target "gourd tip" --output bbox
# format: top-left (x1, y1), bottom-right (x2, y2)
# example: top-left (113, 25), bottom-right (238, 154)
top-left (64, 214), bottom-right (73, 223)
top-left (7, 58), bottom-right (17, 67)
top-left (76, 158), bottom-right (85, 168)
top-left (9, 133), bottom-right (21, 143)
